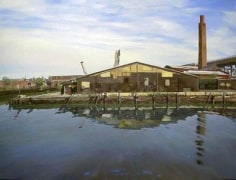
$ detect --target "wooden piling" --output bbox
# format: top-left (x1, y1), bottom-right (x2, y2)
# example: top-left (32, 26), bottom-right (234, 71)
top-left (134, 93), bottom-right (138, 110)
top-left (117, 92), bottom-right (121, 108)
top-left (175, 93), bottom-right (179, 109)
top-left (166, 93), bottom-right (169, 108)
top-left (103, 93), bottom-right (107, 110)
top-left (222, 92), bottom-right (226, 108)
top-left (211, 95), bottom-right (215, 105)
top-left (152, 93), bottom-right (156, 110)
top-left (206, 93), bottom-right (211, 104)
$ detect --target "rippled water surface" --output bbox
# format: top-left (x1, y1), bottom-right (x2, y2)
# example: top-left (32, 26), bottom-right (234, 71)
top-left (0, 104), bottom-right (236, 179)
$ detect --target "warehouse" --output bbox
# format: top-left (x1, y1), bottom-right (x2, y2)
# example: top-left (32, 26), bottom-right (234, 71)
top-left (76, 62), bottom-right (199, 93)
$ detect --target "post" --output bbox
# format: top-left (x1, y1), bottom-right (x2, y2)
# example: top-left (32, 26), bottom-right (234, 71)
top-left (175, 92), bottom-right (179, 109)
top-left (166, 93), bottom-right (169, 108)
top-left (117, 92), bottom-right (121, 109)
top-left (152, 93), bottom-right (156, 110)
top-left (103, 93), bottom-right (107, 110)
top-left (206, 92), bottom-right (211, 104)
top-left (211, 94), bottom-right (215, 105)
top-left (222, 91), bottom-right (226, 108)
top-left (134, 93), bottom-right (138, 110)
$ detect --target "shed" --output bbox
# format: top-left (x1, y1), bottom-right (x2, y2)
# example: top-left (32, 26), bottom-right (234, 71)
top-left (76, 62), bottom-right (199, 93)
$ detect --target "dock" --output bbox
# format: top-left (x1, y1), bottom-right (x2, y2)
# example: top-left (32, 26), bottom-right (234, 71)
top-left (9, 91), bottom-right (236, 109)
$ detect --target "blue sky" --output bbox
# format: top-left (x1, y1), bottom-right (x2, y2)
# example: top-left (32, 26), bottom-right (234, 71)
top-left (0, 0), bottom-right (235, 78)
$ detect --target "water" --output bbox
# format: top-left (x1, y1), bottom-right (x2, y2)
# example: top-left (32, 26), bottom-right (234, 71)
top-left (0, 104), bottom-right (236, 179)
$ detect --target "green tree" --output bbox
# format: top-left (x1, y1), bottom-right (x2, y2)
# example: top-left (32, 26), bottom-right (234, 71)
top-left (2, 76), bottom-right (11, 85)
top-left (34, 77), bottom-right (44, 89)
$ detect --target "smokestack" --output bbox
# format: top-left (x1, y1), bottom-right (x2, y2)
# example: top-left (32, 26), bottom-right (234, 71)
top-left (198, 15), bottom-right (207, 70)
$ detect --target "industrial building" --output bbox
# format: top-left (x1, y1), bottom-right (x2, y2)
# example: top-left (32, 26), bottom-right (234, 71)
top-left (76, 62), bottom-right (199, 93)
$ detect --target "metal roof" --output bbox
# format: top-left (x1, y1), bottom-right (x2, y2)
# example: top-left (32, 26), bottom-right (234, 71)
top-left (184, 70), bottom-right (228, 76)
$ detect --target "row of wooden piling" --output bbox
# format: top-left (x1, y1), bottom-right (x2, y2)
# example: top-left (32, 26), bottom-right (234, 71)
top-left (9, 91), bottom-right (236, 109)
top-left (87, 92), bottom-right (234, 110)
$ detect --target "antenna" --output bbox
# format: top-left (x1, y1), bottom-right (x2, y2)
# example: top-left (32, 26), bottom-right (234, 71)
top-left (80, 61), bottom-right (88, 75)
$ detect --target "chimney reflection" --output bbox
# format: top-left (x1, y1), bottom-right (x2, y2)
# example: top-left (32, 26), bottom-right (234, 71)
top-left (195, 112), bottom-right (206, 165)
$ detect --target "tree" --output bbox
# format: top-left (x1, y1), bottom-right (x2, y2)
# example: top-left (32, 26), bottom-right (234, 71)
top-left (34, 77), bottom-right (44, 89)
top-left (2, 76), bottom-right (11, 85)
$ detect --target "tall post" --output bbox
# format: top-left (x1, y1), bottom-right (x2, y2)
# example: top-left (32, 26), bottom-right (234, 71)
top-left (103, 93), bottom-right (107, 111)
top-left (222, 91), bottom-right (226, 109)
top-left (152, 93), bottom-right (156, 110)
top-left (134, 93), bottom-right (138, 110)
top-left (166, 93), bottom-right (169, 108)
top-left (175, 93), bottom-right (179, 109)
top-left (198, 15), bottom-right (207, 70)
top-left (117, 92), bottom-right (121, 109)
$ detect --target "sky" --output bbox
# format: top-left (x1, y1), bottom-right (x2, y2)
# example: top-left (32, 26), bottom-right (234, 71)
top-left (0, 0), bottom-right (236, 79)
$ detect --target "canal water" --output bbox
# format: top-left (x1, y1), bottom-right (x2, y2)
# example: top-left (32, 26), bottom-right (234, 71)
top-left (0, 104), bottom-right (236, 179)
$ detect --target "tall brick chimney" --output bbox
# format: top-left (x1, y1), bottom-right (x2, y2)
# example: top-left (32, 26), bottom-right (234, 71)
top-left (198, 15), bottom-right (207, 70)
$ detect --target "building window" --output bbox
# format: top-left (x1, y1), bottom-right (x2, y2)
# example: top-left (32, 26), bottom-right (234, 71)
top-left (82, 81), bottom-right (90, 89)
top-left (165, 79), bottom-right (170, 86)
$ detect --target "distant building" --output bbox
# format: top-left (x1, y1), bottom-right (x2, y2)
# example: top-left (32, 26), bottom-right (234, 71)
top-left (167, 61), bottom-right (236, 90)
top-left (49, 75), bottom-right (82, 88)
top-left (0, 78), bottom-right (36, 90)
top-left (76, 62), bottom-right (199, 93)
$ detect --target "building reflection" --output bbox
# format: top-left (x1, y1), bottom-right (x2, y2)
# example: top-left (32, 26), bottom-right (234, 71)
top-left (54, 106), bottom-right (198, 129)
top-left (195, 112), bottom-right (206, 165)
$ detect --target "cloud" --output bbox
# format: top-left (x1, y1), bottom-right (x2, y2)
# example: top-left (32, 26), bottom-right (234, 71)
top-left (0, 0), bottom-right (235, 78)
top-left (206, 10), bottom-right (236, 59)
top-left (222, 11), bottom-right (236, 29)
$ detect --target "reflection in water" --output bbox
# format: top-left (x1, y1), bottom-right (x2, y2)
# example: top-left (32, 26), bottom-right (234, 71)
top-left (55, 106), bottom-right (198, 129)
top-left (162, 108), bottom-right (174, 122)
top-left (196, 112), bottom-right (206, 165)
top-left (14, 108), bottom-right (22, 119)
top-left (3, 105), bottom-right (236, 179)
top-left (27, 108), bottom-right (34, 113)
top-left (51, 105), bottom-right (236, 130)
